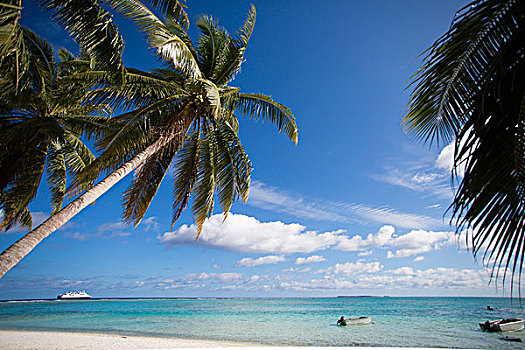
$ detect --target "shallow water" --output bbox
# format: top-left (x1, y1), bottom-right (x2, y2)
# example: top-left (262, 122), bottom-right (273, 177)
top-left (0, 297), bottom-right (524, 348)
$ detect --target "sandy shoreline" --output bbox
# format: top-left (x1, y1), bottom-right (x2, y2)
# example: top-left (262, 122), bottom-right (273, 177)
top-left (0, 330), bottom-right (479, 350)
top-left (0, 330), bottom-right (261, 349)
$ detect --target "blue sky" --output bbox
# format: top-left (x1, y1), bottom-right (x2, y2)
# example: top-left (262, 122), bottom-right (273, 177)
top-left (1, 0), bottom-right (503, 299)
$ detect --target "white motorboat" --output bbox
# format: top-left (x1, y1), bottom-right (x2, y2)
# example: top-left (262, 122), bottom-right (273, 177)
top-left (57, 291), bottom-right (91, 300)
top-left (337, 316), bottom-right (372, 326)
top-left (479, 318), bottom-right (524, 332)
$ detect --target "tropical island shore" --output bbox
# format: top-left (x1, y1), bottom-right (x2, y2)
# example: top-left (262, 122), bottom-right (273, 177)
top-left (0, 330), bottom-right (477, 350)
top-left (0, 330), bottom-right (259, 349)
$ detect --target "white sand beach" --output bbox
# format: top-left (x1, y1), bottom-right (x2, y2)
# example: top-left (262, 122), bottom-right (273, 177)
top-left (0, 330), bottom-right (479, 350)
top-left (0, 330), bottom-right (260, 349)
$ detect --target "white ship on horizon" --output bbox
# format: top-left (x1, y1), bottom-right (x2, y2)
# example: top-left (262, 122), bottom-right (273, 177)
top-left (57, 291), bottom-right (91, 300)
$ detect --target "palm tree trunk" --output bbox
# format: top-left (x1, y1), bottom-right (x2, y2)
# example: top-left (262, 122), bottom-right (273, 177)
top-left (0, 140), bottom-right (162, 278)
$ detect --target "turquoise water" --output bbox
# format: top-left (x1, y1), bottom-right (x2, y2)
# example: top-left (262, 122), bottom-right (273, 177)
top-left (0, 297), bottom-right (523, 348)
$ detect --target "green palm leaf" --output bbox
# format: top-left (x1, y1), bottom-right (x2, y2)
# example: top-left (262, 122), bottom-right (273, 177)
top-left (46, 140), bottom-right (66, 214)
top-left (405, 0), bottom-right (525, 294)
top-left (238, 93), bottom-right (298, 145)
top-left (0, 1), bottom-right (22, 58)
top-left (172, 131), bottom-right (201, 225)
top-left (103, 0), bottom-right (200, 79)
top-left (0, 138), bottom-right (47, 230)
top-left (122, 137), bottom-right (179, 226)
top-left (213, 119), bottom-right (251, 214)
top-left (403, 0), bottom-right (521, 145)
top-left (196, 15), bottom-right (225, 77)
top-left (212, 4), bottom-right (255, 85)
top-left (37, 0), bottom-right (124, 80)
top-left (192, 135), bottom-right (217, 238)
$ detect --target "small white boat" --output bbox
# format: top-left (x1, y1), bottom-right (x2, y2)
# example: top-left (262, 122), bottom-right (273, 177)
top-left (338, 316), bottom-right (372, 326)
top-left (57, 291), bottom-right (91, 300)
top-left (479, 319), bottom-right (524, 332)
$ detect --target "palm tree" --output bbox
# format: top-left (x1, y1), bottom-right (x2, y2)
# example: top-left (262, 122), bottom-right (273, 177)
top-left (1, 0), bottom-right (188, 87)
top-left (0, 4), bottom-right (298, 278)
top-left (0, 27), bottom-right (108, 231)
top-left (403, 0), bottom-right (525, 293)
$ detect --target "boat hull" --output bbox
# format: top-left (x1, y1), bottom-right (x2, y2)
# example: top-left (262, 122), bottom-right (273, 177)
top-left (57, 291), bottom-right (92, 300)
top-left (479, 319), bottom-right (524, 332)
top-left (339, 316), bottom-right (372, 325)
top-left (57, 296), bottom-right (91, 300)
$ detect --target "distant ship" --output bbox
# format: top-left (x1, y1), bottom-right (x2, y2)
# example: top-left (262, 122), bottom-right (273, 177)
top-left (57, 291), bottom-right (91, 300)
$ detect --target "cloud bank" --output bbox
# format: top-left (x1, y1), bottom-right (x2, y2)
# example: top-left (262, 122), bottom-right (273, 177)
top-left (158, 213), bottom-right (345, 254)
top-left (236, 255), bottom-right (286, 267)
top-left (159, 214), bottom-right (456, 259)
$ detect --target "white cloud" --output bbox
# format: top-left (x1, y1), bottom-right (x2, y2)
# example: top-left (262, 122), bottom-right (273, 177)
top-left (372, 167), bottom-right (451, 200)
top-left (317, 261), bottom-right (383, 276)
top-left (249, 181), bottom-right (445, 230)
top-left (98, 221), bottom-right (128, 232)
top-left (282, 267), bottom-right (312, 273)
top-left (159, 213), bottom-right (345, 254)
top-left (336, 203), bottom-right (445, 230)
top-left (96, 221), bottom-right (132, 239)
top-left (336, 225), bottom-right (456, 258)
top-left (153, 272), bottom-right (243, 290)
top-left (107, 231), bottom-right (132, 239)
top-left (391, 267), bottom-right (415, 275)
top-left (357, 251), bottom-right (373, 257)
top-left (185, 272), bottom-right (242, 282)
top-left (280, 267), bottom-right (490, 292)
top-left (142, 217), bottom-right (160, 231)
top-left (414, 256), bottom-right (425, 262)
top-left (436, 139), bottom-right (468, 177)
top-left (236, 255), bottom-right (286, 267)
top-left (64, 221), bottom-right (132, 241)
top-left (295, 255), bottom-right (326, 265)
top-left (64, 232), bottom-right (90, 241)
top-left (248, 181), bottom-right (352, 223)
top-left (412, 173), bottom-right (441, 184)
top-left (336, 225), bottom-right (394, 251)
top-left (160, 214), bottom-right (457, 259)
top-left (435, 142), bottom-right (454, 172)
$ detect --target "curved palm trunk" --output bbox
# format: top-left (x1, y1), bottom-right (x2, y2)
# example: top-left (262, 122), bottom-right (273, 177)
top-left (0, 140), bottom-right (162, 278)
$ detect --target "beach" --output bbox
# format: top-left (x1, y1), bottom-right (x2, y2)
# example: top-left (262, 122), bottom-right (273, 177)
top-left (0, 330), bottom-right (258, 349)
top-left (0, 330), bottom-right (480, 350)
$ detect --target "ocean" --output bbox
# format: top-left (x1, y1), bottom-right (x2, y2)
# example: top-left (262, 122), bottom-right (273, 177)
top-left (0, 297), bottom-right (523, 348)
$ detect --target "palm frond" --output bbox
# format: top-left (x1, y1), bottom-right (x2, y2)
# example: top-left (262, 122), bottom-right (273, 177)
top-left (122, 137), bottom-right (179, 226)
top-left (403, 0), bottom-right (522, 146)
top-left (211, 4), bottom-right (255, 85)
top-left (103, 0), bottom-right (200, 79)
top-left (196, 15), bottom-right (225, 77)
top-left (220, 87), bottom-right (240, 132)
top-left (22, 27), bottom-right (53, 74)
top-left (81, 69), bottom-right (184, 111)
top-left (238, 93), bottom-right (298, 145)
top-left (0, 139), bottom-right (47, 230)
top-left (62, 132), bottom-right (95, 177)
top-left (0, 1), bottom-right (22, 60)
top-left (0, 199), bottom-right (32, 231)
top-left (191, 135), bottom-right (216, 238)
top-left (213, 119), bottom-right (251, 216)
top-left (37, 0), bottom-right (124, 80)
top-left (405, 0), bottom-right (525, 294)
top-left (172, 131), bottom-right (200, 225)
top-left (46, 140), bottom-right (66, 214)
top-left (141, 0), bottom-right (189, 29)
